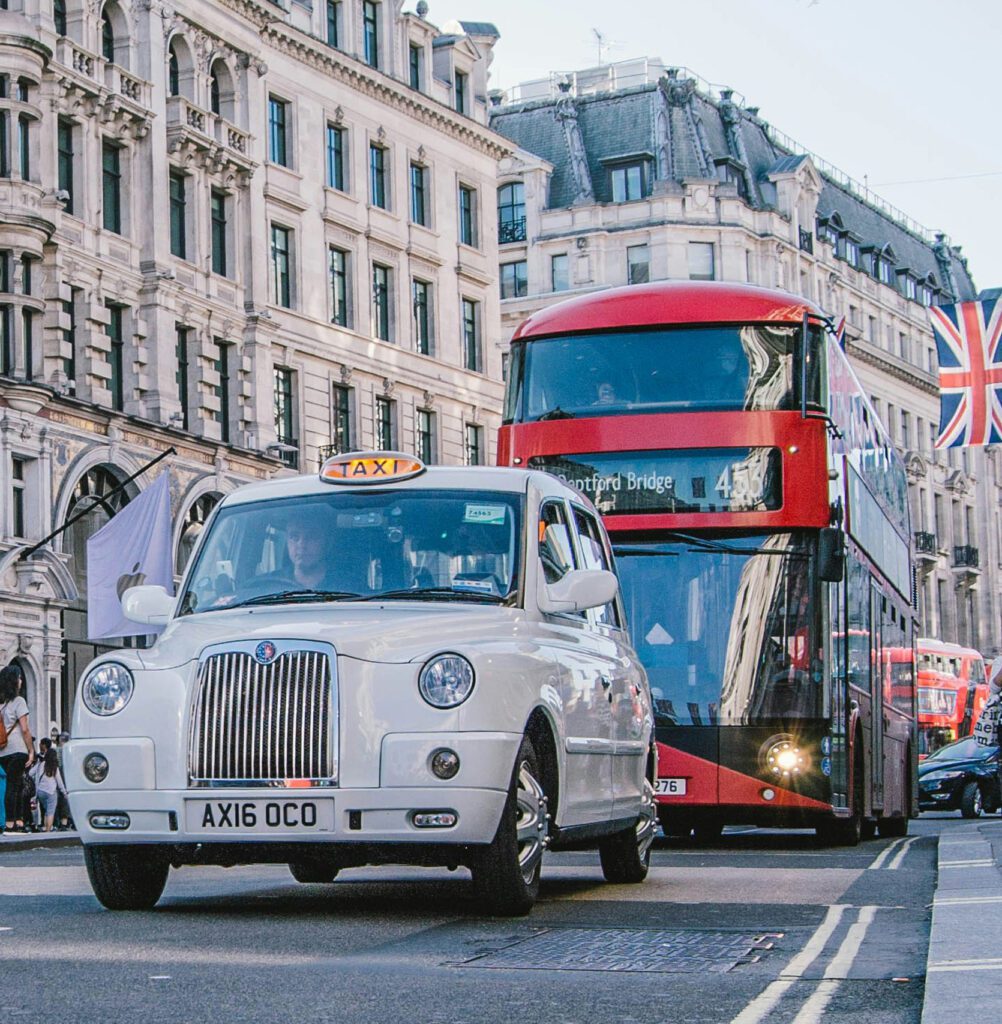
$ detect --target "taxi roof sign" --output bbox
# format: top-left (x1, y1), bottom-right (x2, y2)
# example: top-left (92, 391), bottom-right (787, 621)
top-left (319, 451), bottom-right (426, 485)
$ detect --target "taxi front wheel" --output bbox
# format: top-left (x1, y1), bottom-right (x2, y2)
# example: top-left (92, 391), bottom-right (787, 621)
top-left (84, 845), bottom-right (170, 910)
top-left (471, 736), bottom-right (548, 916)
top-left (289, 860), bottom-right (340, 883)
top-left (599, 774), bottom-right (656, 883)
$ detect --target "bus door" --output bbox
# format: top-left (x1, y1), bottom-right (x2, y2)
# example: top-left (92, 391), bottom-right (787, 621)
top-left (870, 585), bottom-right (885, 809)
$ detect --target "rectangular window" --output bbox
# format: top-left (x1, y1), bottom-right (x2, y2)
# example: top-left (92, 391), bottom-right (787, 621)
top-left (500, 260), bottom-right (527, 299)
top-left (372, 263), bottom-right (391, 341)
top-left (409, 44), bottom-right (423, 90)
top-left (213, 339), bottom-right (231, 443)
top-left (0, 111), bottom-right (8, 178)
top-left (409, 162), bottom-right (427, 225)
top-left (267, 96), bottom-right (288, 166)
top-left (175, 324), bottom-right (190, 431)
top-left (102, 141), bottom-right (122, 233)
top-left (325, 0), bottom-right (340, 47)
top-left (376, 395), bottom-right (395, 450)
top-left (0, 249), bottom-right (7, 292)
top-left (465, 423), bottom-right (483, 466)
top-left (454, 70), bottom-right (467, 114)
top-left (273, 366), bottom-right (298, 468)
top-left (57, 118), bottom-right (74, 214)
top-left (328, 246), bottom-right (350, 327)
top-left (688, 241), bottom-right (715, 281)
top-left (458, 184), bottom-right (476, 247)
top-left (326, 123), bottom-right (345, 191)
top-left (369, 144), bottom-right (387, 208)
top-left (412, 278), bottom-right (431, 354)
top-left (21, 308), bottom-right (32, 380)
top-left (363, 1), bottom-right (379, 68)
top-left (416, 408), bottom-right (434, 463)
top-left (331, 383), bottom-right (352, 454)
top-left (0, 305), bottom-right (11, 375)
top-left (627, 244), bottom-right (650, 285)
top-left (462, 297), bottom-right (480, 372)
top-left (63, 289), bottom-right (79, 386)
top-left (105, 303), bottom-right (125, 411)
top-left (270, 224), bottom-right (292, 308)
top-left (550, 254), bottom-right (570, 292)
top-left (901, 410), bottom-right (910, 449)
top-left (210, 189), bottom-right (227, 276)
top-left (17, 115), bottom-right (29, 180)
top-left (21, 254), bottom-right (32, 296)
top-left (11, 456), bottom-right (26, 538)
top-left (610, 163), bottom-right (644, 202)
top-left (169, 169), bottom-right (186, 259)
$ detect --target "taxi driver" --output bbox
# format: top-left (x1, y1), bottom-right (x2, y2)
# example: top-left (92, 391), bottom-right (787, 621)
top-left (286, 518), bottom-right (331, 589)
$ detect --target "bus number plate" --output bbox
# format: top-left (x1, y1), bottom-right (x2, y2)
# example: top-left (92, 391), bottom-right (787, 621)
top-left (656, 778), bottom-right (687, 796)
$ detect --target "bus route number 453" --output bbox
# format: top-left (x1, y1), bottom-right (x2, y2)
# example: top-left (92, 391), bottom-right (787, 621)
top-left (656, 778), bottom-right (688, 796)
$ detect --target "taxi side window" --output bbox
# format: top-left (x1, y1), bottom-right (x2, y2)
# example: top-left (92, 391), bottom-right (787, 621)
top-left (538, 500), bottom-right (576, 584)
top-left (572, 506), bottom-right (622, 628)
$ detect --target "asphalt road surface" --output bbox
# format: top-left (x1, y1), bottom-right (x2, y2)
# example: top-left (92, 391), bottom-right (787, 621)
top-left (0, 816), bottom-right (965, 1024)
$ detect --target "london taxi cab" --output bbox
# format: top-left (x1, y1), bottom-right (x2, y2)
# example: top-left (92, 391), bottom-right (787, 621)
top-left (65, 453), bottom-right (655, 916)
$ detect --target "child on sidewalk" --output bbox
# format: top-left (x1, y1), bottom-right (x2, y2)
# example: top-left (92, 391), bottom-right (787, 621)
top-left (30, 748), bottom-right (67, 833)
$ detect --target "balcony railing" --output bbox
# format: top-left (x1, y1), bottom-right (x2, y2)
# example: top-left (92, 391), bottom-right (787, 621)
top-left (799, 228), bottom-right (814, 253)
top-left (953, 545), bottom-right (979, 569)
top-left (317, 442), bottom-right (350, 465)
top-left (914, 531), bottom-right (938, 555)
top-left (499, 217), bottom-right (527, 244)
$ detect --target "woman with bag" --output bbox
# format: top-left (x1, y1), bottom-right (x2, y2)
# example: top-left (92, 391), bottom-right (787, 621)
top-left (30, 748), bottom-right (67, 832)
top-left (0, 665), bottom-right (35, 833)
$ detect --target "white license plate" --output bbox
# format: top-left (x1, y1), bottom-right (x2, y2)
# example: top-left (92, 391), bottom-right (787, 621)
top-left (656, 778), bottom-right (688, 796)
top-left (185, 798), bottom-right (334, 834)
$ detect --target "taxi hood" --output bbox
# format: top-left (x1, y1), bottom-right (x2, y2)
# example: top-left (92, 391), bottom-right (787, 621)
top-left (133, 603), bottom-right (520, 670)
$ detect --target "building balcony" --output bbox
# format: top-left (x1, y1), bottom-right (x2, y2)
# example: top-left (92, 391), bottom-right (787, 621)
top-left (165, 97), bottom-right (255, 182)
top-left (953, 545), bottom-right (980, 570)
top-left (799, 228), bottom-right (814, 253)
top-left (499, 217), bottom-right (527, 244)
top-left (317, 443), bottom-right (348, 465)
top-left (914, 531), bottom-right (938, 562)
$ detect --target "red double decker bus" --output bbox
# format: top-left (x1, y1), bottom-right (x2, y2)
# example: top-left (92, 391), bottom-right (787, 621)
top-left (916, 639), bottom-right (989, 757)
top-left (499, 281), bottom-right (917, 844)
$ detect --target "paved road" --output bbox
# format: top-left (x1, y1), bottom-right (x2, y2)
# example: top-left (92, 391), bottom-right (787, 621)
top-left (0, 816), bottom-right (964, 1024)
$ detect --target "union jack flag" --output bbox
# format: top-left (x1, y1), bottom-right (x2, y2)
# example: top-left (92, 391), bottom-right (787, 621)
top-left (930, 298), bottom-right (1002, 448)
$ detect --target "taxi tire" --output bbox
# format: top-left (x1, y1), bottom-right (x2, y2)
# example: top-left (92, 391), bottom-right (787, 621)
top-left (599, 774), bottom-right (656, 884)
top-left (289, 860), bottom-right (340, 884)
top-left (84, 844), bottom-right (170, 911)
top-left (471, 736), bottom-right (546, 917)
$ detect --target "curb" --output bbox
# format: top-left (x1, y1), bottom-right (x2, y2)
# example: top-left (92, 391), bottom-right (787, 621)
top-left (0, 833), bottom-right (81, 852)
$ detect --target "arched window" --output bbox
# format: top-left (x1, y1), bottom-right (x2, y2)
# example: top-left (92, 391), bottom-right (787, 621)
top-left (176, 493), bottom-right (222, 576)
top-left (209, 68), bottom-right (220, 114)
top-left (54, 0), bottom-right (67, 36)
top-left (208, 59), bottom-right (235, 120)
top-left (497, 182), bottom-right (525, 243)
top-left (101, 8), bottom-right (115, 61)
top-left (168, 44), bottom-right (180, 97)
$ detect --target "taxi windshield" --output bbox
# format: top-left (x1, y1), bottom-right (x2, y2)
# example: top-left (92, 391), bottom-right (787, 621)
top-left (178, 488), bottom-right (523, 615)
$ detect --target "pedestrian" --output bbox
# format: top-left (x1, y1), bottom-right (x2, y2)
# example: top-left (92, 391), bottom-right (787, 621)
top-left (55, 732), bottom-right (73, 830)
top-left (0, 664), bottom-right (35, 833)
top-left (30, 748), bottom-right (67, 832)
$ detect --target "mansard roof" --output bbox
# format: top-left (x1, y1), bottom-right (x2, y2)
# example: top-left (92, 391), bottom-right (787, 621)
top-left (490, 73), bottom-right (978, 301)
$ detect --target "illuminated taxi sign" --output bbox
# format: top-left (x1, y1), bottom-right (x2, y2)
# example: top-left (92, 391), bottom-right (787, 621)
top-left (319, 451), bottom-right (426, 485)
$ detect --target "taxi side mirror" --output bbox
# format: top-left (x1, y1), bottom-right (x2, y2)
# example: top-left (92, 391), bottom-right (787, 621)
top-left (122, 585), bottom-right (176, 625)
top-left (539, 569), bottom-right (619, 615)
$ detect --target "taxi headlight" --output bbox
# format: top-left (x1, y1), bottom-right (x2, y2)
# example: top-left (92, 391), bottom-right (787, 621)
top-left (81, 663), bottom-right (134, 716)
top-left (419, 654), bottom-right (475, 708)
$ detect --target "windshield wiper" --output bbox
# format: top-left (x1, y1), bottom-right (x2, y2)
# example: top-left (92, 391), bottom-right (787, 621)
top-left (536, 406), bottom-right (576, 421)
top-left (359, 586), bottom-right (506, 604)
top-left (616, 531), bottom-right (808, 559)
top-left (229, 589), bottom-right (363, 609)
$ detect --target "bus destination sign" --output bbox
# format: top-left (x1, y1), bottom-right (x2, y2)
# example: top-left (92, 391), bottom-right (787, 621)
top-left (529, 448), bottom-right (782, 515)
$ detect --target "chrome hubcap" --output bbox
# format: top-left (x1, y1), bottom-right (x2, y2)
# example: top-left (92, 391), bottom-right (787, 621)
top-left (974, 789), bottom-right (983, 815)
top-left (515, 762), bottom-right (548, 884)
top-left (636, 776), bottom-right (657, 860)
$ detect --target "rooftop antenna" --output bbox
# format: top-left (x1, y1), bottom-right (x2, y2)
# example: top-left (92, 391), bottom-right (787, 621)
top-left (591, 28), bottom-right (622, 65)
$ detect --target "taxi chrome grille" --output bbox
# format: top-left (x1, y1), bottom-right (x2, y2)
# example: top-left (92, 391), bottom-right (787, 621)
top-left (189, 648), bottom-right (335, 785)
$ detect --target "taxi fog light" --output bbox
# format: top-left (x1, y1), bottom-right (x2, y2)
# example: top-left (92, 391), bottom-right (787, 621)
top-left (83, 753), bottom-right (110, 783)
top-left (412, 811), bottom-right (458, 828)
top-left (89, 813), bottom-right (130, 830)
top-left (430, 749), bottom-right (460, 780)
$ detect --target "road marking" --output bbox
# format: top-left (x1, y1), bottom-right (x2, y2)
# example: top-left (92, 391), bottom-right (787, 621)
top-left (938, 858), bottom-right (994, 868)
top-left (887, 836), bottom-right (921, 870)
top-left (928, 958), bottom-right (1002, 973)
top-left (728, 905), bottom-right (848, 1024)
top-left (935, 895), bottom-right (1002, 906)
top-left (868, 838), bottom-right (906, 869)
top-left (789, 906), bottom-right (878, 1024)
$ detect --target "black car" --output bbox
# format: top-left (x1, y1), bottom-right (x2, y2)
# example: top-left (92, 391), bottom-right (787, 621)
top-left (918, 736), bottom-right (1000, 817)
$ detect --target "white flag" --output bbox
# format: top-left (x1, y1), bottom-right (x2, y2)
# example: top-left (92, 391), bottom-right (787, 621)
top-left (86, 471), bottom-right (175, 640)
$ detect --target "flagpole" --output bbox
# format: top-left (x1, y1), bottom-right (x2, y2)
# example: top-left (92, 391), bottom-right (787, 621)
top-left (20, 446), bottom-right (177, 560)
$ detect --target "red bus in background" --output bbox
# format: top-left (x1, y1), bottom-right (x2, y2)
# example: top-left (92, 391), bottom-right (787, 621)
top-left (916, 639), bottom-right (989, 757)
top-left (499, 281), bottom-right (918, 844)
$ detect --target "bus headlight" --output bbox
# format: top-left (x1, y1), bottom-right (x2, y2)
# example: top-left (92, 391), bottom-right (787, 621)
top-left (419, 654), bottom-right (475, 708)
top-left (762, 736), bottom-right (810, 779)
top-left (81, 663), bottom-right (135, 716)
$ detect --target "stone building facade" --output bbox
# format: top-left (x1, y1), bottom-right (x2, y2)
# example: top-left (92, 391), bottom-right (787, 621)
top-left (489, 59), bottom-right (998, 654)
top-left (0, 0), bottom-right (509, 734)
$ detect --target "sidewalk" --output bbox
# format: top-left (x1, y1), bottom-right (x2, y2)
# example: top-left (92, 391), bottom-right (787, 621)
top-left (922, 818), bottom-right (1002, 1024)
top-left (0, 829), bottom-right (80, 851)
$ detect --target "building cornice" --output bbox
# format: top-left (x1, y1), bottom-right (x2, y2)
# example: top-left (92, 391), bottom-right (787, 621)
top-left (847, 337), bottom-right (939, 396)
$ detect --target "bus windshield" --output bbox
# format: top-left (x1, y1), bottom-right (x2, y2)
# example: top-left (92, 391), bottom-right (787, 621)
top-left (614, 531), bottom-right (819, 726)
top-left (506, 325), bottom-right (824, 423)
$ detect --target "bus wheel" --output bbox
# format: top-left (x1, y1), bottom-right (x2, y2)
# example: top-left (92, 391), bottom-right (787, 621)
top-left (84, 844), bottom-right (170, 911)
top-left (471, 736), bottom-right (548, 916)
top-left (289, 860), bottom-right (340, 883)
top-left (877, 815), bottom-right (908, 838)
top-left (657, 808), bottom-right (692, 839)
top-left (692, 822), bottom-right (724, 844)
top-left (960, 781), bottom-right (984, 818)
top-left (599, 775), bottom-right (656, 884)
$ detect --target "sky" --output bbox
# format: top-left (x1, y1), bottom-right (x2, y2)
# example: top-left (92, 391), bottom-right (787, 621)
top-left (433, 0), bottom-right (1002, 291)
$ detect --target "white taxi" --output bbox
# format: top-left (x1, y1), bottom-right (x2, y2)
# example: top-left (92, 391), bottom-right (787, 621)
top-left (65, 453), bottom-right (655, 915)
